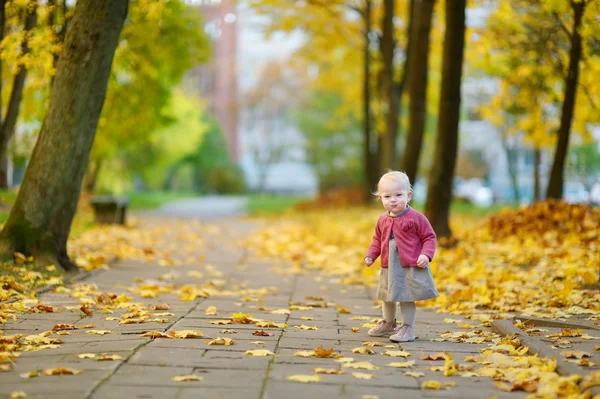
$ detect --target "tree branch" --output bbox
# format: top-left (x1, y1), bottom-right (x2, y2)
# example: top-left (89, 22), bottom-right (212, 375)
top-left (553, 12), bottom-right (573, 42)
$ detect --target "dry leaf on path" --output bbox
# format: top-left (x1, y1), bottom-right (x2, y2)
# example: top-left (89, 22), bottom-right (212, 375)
top-left (314, 368), bottom-right (343, 375)
top-left (421, 380), bottom-right (455, 390)
top-left (352, 372), bottom-right (375, 380)
top-left (362, 341), bottom-right (384, 347)
top-left (205, 306), bottom-right (217, 315)
top-left (383, 350), bottom-right (411, 358)
top-left (286, 374), bottom-right (321, 383)
top-left (140, 331), bottom-right (172, 339)
top-left (314, 346), bottom-right (340, 358)
top-left (95, 354), bottom-right (122, 361)
top-left (404, 371), bottom-right (425, 377)
top-left (252, 330), bottom-right (273, 336)
top-left (171, 374), bottom-right (204, 382)
top-left (76, 354), bottom-right (96, 359)
top-left (42, 367), bottom-right (82, 376)
top-left (206, 337), bottom-right (234, 346)
top-left (561, 350), bottom-right (591, 359)
top-left (86, 330), bottom-right (111, 335)
top-left (342, 361), bottom-right (379, 370)
top-left (387, 361), bottom-right (415, 368)
top-left (245, 349), bottom-right (275, 356)
top-left (294, 325), bottom-right (318, 330)
top-left (169, 330), bottom-right (203, 339)
top-left (352, 347), bottom-right (375, 355)
top-left (20, 371), bottom-right (39, 379)
top-left (51, 324), bottom-right (77, 331)
top-left (210, 320), bottom-right (232, 325)
top-left (420, 352), bottom-right (452, 361)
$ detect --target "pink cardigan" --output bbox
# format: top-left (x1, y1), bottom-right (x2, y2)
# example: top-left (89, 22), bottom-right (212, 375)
top-left (365, 207), bottom-right (436, 268)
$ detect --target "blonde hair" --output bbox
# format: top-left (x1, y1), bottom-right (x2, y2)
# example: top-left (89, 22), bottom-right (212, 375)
top-left (374, 170), bottom-right (412, 196)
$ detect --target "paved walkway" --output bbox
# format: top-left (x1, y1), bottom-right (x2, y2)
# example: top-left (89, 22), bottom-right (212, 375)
top-left (1, 214), bottom-right (535, 399)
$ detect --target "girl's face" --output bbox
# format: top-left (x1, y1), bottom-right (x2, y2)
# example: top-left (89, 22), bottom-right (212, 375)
top-left (379, 179), bottom-right (412, 216)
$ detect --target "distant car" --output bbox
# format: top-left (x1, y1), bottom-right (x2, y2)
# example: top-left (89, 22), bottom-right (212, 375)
top-left (454, 178), bottom-right (494, 207)
top-left (563, 182), bottom-right (589, 204)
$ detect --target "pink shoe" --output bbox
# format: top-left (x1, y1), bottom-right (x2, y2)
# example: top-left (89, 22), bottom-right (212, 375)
top-left (368, 319), bottom-right (397, 337)
top-left (390, 324), bottom-right (415, 342)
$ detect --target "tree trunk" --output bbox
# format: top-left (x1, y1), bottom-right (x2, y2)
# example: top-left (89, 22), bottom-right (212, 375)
top-left (363, 0), bottom-right (378, 198)
top-left (378, 0), bottom-right (398, 173)
top-left (0, 0), bottom-right (6, 122)
top-left (0, 3), bottom-right (37, 188)
top-left (546, 0), bottom-right (585, 200)
top-left (502, 140), bottom-right (520, 203)
top-left (401, 0), bottom-right (435, 185)
top-left (533, 148), bottom-right (541, 202)
top-left (424, 0), bottom-right (466, 239)
top-left (83, 159), bottom-right (103, 194)
top-left (0, 0), bottom-right (129, 272)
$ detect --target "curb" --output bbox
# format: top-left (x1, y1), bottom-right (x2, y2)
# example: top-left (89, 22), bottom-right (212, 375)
top-left (492, 319), bottom-right (599, 395)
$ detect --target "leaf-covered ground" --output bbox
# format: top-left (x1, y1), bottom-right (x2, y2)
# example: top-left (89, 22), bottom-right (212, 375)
top-left (0, 201), bottom-right (598, 398)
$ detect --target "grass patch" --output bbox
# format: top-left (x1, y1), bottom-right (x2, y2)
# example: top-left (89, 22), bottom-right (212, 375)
top-left (126, 190), bottom-right (198, 210)
top-left (247, 194), bottom-right (306, 215)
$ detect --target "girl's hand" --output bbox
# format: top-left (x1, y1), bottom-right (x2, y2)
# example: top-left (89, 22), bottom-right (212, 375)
top-left (364, 257), bottom-right (374, 267)
top-left (416, 254), bottom-right (430, 268)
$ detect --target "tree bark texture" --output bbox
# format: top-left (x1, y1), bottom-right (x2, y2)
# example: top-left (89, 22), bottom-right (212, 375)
top-left (546, 0), bottom-right (584, 199)
top-left (0, 0), bottom-right (129, 271)
top-left (363, 0), bottom-right (378, 197)
top-left (0, 3), bottom-right (37, 188)
top-left (424, 0), bottom-right (466, 239)
top-left (378, 0), bottom-right (398, 174)
top-left (401, 0), bottom-right (435, 185)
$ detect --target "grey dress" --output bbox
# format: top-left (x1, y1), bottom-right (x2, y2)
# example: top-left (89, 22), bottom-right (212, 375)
top-left (376, 210), bottom-right (440, 302)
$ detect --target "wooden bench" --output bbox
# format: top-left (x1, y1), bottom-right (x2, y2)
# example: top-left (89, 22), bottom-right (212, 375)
top-left (90, 196), bottom-right (128, 225)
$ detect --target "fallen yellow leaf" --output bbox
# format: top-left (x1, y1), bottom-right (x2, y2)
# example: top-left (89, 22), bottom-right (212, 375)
top-left (171, 374), bottom-right (204, 382)
top-left (169, 330), bottom-right (203, 339)
top-left (387, 361), bottom-right (415, 368)
top-left (286, 374), bottom-right (321, 383)
top-left (206, 337), bottom-right (234, 346)
top-left (352, 347), bottom-right (375, 355)
top-left (352, 372), bottom-right (375, 380)
top-left (10, 391), bottom-right (27, 399)
top-left (404, 371), bottom-right (425, 377)
top-left (42, 368), bottom-right (82, 376)
top-left (205, 306), bottom-right (217, 315)
top-left (314, 368), bottom-right (343, 375)
top-left (383, 350), bottom-right (411, 357)
top-left (342, 361), bottom-right (379, 370)
top-left (245, 349), bottom-right (275, 356)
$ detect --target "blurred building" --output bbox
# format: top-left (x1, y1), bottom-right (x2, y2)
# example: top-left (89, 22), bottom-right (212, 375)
top-left (185, 0), bottom-right (239, 161)
top-left (186, 0), bottom-right (318, 196)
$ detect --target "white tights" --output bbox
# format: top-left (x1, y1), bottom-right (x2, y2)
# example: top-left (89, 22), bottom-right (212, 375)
top-left (382, 301), bottom-right (416, 325)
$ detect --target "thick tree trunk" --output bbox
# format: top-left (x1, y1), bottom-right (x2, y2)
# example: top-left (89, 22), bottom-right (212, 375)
top-left (0, 0), bottom-right (128, 272)
top-left (546, 0), bottom-right (584, 200)
top-left (378, 0), bottom-right (398, 173)
top-left (363, 0), bottom-right (378, 197)
top-left (533, 148), bottom-right (541, 202)
top-left (401, 0), bottom-right (435, 185)
top-left (424, 0), bottom-right (466, 239)
top-left (0, 3), bottom-right (37, 188)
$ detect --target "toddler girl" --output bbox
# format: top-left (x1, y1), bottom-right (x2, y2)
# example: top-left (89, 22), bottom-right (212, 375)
top-left (364, 171), bottom-right (439, 342)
